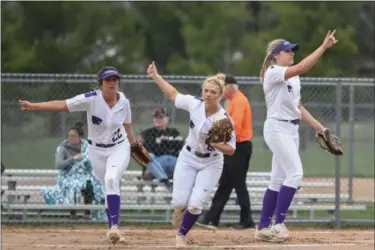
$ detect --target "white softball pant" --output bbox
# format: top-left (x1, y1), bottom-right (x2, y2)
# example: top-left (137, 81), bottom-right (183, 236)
top-left (263, 118), bottom-right (303, 190)
top-left (171, 147), bottom-right (224, 214)
top-left (88, 141), bottom-right (130, 206)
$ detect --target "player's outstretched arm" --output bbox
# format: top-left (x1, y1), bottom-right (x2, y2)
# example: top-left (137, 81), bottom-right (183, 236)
top-left (300, 104), bottom-right (325, 132)
top-left (284, 30), bottom-right (338, 80)
top-left (146, 61), bottom-right (178, 101)
top-left (210, 143), bottom-right (235, 156)
top-left (19, 100), bottom-right (68, 112)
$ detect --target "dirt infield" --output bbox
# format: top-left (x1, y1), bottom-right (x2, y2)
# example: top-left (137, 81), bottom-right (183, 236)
top-left (2, 225), bottom-right (374, 250)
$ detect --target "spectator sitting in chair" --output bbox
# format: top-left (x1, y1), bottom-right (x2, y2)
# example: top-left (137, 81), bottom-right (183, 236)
top-left (138, 107), bottom-right (184, 189)
top-left (42, 121), bottom-right (105, 214)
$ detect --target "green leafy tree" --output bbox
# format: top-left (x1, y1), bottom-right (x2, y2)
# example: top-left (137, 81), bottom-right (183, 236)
top-left (166, 2), bottom-right (250, 75)
top-left (235, 2), bottom-right (361, 77)
top-left (1, 2), bottom-right (145, 73)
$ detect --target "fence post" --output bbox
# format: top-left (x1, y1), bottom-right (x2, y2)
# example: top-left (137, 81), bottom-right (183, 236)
top-left (334, 80), bottom-right (342, 229)
top-left (162, 94), bottom-right (168, 109)
top-left (348, 84), bottom-right (355, 202)
top-left (171, 105), bottom-right (176, 125)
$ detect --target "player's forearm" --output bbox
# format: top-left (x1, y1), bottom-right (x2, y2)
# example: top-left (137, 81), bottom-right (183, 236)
top-left (296, 46), bottom-right (326, 75)
top-left (31, 100), bottom-right (68, 111)
top-left (152, 74), bottom-right (178, 101)
top-left (124, 123), bottom-right (136, 144)
top-left (300, 105), bottom-right (324, 131)
top-left (210, 143), bottom-right (235, 156)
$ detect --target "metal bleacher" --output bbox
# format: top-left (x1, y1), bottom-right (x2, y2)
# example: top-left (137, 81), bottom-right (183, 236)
top-left (1, 169), bottom-right (366, 224)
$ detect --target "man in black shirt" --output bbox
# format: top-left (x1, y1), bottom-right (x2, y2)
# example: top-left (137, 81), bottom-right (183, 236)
top-left (138, 108), bottom-right (184, 188)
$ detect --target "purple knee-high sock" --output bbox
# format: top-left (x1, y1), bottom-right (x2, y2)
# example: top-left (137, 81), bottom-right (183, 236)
top-left (107, 194), bottom-right (120, 227)
top-left (274, 185), bottom-right (297, 225)
top-left (258, 189), bottom-right (279, 230)
top-left (105, 209), bottom-right (111, 229)
top-left (178, 210), bottom-right (200, 236)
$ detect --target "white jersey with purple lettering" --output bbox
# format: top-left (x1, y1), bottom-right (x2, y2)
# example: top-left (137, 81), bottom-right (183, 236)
top-left (263, 65), bottom-right (301, 120)
top-left (263, 65), bottom-right (303, 191)
top-left (175, 93), bottom-right (236, 156)
top-left (66, 90), bottom-right (131, 145)
top-left (65, 89), bottom-right (131, 196)
top-left (171, 93), bottom-right (236, 213)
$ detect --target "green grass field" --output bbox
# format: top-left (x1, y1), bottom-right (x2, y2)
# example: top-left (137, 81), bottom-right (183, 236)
top-left (2, 122), bottom-right (373, 177)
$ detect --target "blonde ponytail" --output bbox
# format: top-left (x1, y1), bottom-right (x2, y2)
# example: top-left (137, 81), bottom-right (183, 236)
top-left (260, 56), bottom-right (272, 83)
top-left (259, 39), bottom-right (286, 83)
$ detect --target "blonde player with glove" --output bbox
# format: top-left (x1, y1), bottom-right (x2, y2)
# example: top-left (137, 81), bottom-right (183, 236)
top-left (147, 62), bottom-right (236, 248)
top-left (19, 66), bottom-right (137, 244)
top-left (255, 30), bottom-right (342, 243)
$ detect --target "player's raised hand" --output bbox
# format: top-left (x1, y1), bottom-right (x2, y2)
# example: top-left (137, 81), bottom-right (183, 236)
top-left (322, 30), bottom-right (338, 49)
top-left (19, 100), bottom-right (34, 112)
top-left (147, 61), bottom-right (159, 78)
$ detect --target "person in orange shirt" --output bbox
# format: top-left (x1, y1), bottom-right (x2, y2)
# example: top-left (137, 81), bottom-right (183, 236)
top-left (196, 74), bottom-right (255, 230)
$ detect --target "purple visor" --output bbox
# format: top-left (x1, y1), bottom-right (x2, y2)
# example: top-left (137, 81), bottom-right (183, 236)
top-left (99, 70), bottom-right (121, 81)
top-left (272, 41), bottom-right (300, 54)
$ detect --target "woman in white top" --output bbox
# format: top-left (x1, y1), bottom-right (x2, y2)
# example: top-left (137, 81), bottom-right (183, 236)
top-left (147, 62), bottom-right (236, 247)
top-left (254, 30), bottom-right (338, 242)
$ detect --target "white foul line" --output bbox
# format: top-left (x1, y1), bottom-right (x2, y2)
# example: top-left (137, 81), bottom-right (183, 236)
top-left (9, 228), bottom-right (374, 234)
top-left (1, 243), bottom-right (363, 249)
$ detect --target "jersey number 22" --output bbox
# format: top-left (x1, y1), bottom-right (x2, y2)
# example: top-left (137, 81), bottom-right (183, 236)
top-left (112, 128), bottom-right (122, 142)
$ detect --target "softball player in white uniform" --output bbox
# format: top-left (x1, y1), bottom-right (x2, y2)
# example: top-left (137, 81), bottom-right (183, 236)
top-left (19, 66), bottom-right (137, 244)
top-left (254, 30), bottom-right (338, 242)
top-left (146, 62), bottom-right (236, 247)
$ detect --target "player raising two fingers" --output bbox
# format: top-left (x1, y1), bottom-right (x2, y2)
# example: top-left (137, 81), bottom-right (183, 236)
top-left (255, 30), bottom-right (339, 243)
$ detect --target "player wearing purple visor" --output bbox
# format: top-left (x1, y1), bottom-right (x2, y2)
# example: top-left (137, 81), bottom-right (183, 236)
top-left (271, 41), bottom-right (300, 55)
top-left (255, 31), bottom-right (338, 243)
top-left (19, 65), bottom-right (137, 244)
top-left (99, 68), bottom-right (121, 81)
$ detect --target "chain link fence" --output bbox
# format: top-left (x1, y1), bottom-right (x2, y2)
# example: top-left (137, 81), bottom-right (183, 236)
top-left (1, 73), bottom-right (374, 225)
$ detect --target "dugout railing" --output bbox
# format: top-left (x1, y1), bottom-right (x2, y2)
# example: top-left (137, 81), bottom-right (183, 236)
top-left (1, 169), bottom-right (366, 225)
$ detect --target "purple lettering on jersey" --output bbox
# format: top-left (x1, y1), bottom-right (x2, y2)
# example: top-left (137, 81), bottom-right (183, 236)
top-left (84, 91), bottom-right (97, 98)
top-left (92, 115), bottom-right (103, 125)
top-left (194, 96), bottom-right (203, 101)
top-left (224, 112), bottom-right (228, 117)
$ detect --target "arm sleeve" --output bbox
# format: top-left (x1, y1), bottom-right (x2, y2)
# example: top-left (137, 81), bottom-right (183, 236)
top-left (65, 91), bottom-right (96, 112)
top-left (55, 146), bottom-right (74, 171)
top-left (264, 65), bottom-right (288, 85)
top-left (124, 99), bottom-right (132, 124)
top-left (174, 93), bottom-right (196, 112)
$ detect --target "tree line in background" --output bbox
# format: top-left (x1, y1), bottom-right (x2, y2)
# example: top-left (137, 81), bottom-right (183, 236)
top-left (1, 1), bottom-right (374, 77)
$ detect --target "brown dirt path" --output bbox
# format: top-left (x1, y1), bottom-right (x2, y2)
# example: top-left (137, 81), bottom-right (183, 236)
top-left (2, 225), bottom-right (374, 250)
